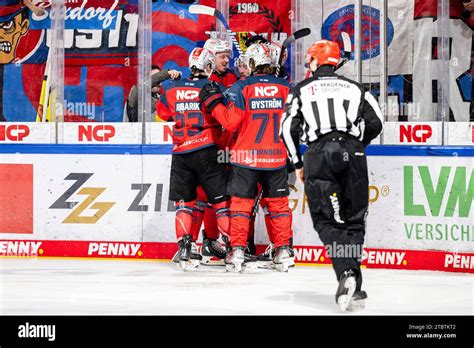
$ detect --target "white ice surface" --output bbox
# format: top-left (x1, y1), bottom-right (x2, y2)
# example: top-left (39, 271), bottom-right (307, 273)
top-left (0, 258), bottom-right (472, 315)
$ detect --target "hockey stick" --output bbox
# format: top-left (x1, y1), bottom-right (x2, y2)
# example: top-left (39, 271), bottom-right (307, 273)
top-left (36, 48), bottom-right (52, 122)
top-left (189, 4), bottom-right (243, 59)
top-left (335, 31), bottom-right (351, 71)
top-left (251, 188), bottom-right (264, 219)
top-left (275, 27), bottom-right (311, 77)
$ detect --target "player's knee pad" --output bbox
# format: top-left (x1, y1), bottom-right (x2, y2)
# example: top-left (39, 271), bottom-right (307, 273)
top-left (265, 196), bottom-right (290, 214)
top-left (194, 200), bottom-right (207, 213)
top-left (230, 197), bottom-right (254, 213)
top-left (212, 201), bottom-right (230, 221)
top-left (175, 200), bottom-right (195, 212)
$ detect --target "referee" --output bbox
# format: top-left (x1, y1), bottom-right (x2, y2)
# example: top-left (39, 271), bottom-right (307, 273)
top-left (281, 40), bottom-right (383, 311)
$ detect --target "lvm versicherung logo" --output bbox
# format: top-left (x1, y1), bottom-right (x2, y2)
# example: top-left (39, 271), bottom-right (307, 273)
top-left (403, 166), bottom-right (473, 243)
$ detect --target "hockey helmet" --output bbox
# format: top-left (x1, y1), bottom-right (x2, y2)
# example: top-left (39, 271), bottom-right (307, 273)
top-left (188, 47), bottom-right (214, 73)
top-left (238, 53), bottom-right (250, 67)
top-left (305, 40), bottom-right (341, 69)
top-left (267, 41), bottom-right (287, 67)
top-left (204, 38), bottom-right (231, 55)
top-left (246, 43), bottom-right (272, 70)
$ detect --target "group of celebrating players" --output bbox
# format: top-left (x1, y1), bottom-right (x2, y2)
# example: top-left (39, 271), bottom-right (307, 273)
top-left (156, 32), bottom-right (383, 311)
top-left (157, 36), bottom-right (294, 273)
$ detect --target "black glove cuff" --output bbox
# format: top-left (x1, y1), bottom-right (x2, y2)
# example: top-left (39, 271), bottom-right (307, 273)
top-left (204, 93), bottom-right (224, 112)
top-left (294, 161), bottom-right (304, 169)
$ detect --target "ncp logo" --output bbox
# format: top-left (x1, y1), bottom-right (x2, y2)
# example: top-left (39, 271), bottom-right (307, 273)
top-left (399, 124), bottom-right (432, 143)
top-left (0, 124), bottom-right (30, 141)
top-left (176, 90), bottom-right (199, 100)
top-left (255, 86), bottom-right (278, 97)
top-left (49, 173), bottom-right (115, 224)
top-left (322, 5), bottom-right (394, 60)
top-left (78, 125), bottom-right (115, 142)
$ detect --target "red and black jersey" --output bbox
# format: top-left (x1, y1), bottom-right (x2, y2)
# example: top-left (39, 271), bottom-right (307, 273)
top-left (209, 69), bottom-right (238, 88)
top-left (156, 78), bottom-right (223, 154)
top-left (211, 74), bottom-right (290, 170)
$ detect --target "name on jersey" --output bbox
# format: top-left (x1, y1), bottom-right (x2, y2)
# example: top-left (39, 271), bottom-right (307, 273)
top-left (176, 102), bottom-right (201, 112)
top-left (249, 98), bottom-right (283, 110)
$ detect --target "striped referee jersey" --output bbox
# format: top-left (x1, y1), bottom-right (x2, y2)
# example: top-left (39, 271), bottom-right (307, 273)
top-left (280, 66), bottom-right (384, 168)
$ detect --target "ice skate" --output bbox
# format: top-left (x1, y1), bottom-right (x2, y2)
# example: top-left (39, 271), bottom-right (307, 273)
top-left (346, 290), bottom-right (368, 312)
top-left (225, 246), bottom-right (245, 272)
top-left (335, 270), bottom-right (357, 311)
top-left (175, 235), bottom-right (202, 271)
top-left (256, 242), bottom-right (274, 269)
top-left (200, 232), bottom-right (226, 266)
top-left (272, 245), bottom-right (293, 272)
top-left (256, 242), bottom-right (295, 269)
top-left (189, 241), bottom-right (202, 267)
top-left (246, 237), bottom-right (256, 256)
top-left (225, 246), bottom-right (257, 273)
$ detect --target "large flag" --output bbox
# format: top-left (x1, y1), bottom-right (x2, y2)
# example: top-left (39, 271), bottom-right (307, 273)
top-left (303, 0), bottom-right (414, 80)
top-left (412, 0), bottom-right (472, 121)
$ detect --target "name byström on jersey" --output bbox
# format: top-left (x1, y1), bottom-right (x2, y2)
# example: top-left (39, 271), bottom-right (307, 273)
top-left (249, 98), bottom-right (283, 110)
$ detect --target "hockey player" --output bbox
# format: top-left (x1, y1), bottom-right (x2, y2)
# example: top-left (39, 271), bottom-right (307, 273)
top-left (156, 47), bottom-right (230, 270)
top-left (189, 39), bottom-right (239, 266)
top-left (190, 38), bottom-right (243, 266)
top-left (205, 38), bottom-right (239, 88)
top-left (199, 43), bottom-right (293, 272)
top-left (246, 41), bottom-right (295, 269)
top-left (267, 41), bottom-right (289, 80)
top-left (281, 40), bottom-right (383, 310)
top-left (237, 54), bottom-right (251, 79)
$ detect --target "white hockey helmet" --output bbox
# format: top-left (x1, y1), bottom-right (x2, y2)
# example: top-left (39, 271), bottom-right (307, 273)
top-left (267, 41), bottom-right (287, 67)
top-left (238, 54), bottom-right (250, 67)
top-left (188, 47), bottom-right (214, 72)
top-left (246, 43), bottom-right (272, 70)
top-left (204, 38), bottom-right (231, 55)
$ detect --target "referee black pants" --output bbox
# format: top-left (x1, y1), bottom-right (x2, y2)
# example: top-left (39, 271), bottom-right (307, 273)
top-left (304, 132), bottom-right (368, 290)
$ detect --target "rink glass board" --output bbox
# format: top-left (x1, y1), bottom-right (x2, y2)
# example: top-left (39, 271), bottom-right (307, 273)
top-left (0, 144), bottom-right (472, 273)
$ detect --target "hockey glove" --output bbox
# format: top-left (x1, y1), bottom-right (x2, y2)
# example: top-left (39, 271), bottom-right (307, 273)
top-left (199, 82), bottom-right (224, 112)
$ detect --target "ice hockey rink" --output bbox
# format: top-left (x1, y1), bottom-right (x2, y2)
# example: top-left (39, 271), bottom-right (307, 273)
top-left (1, 258), bottom-right (472, 315)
